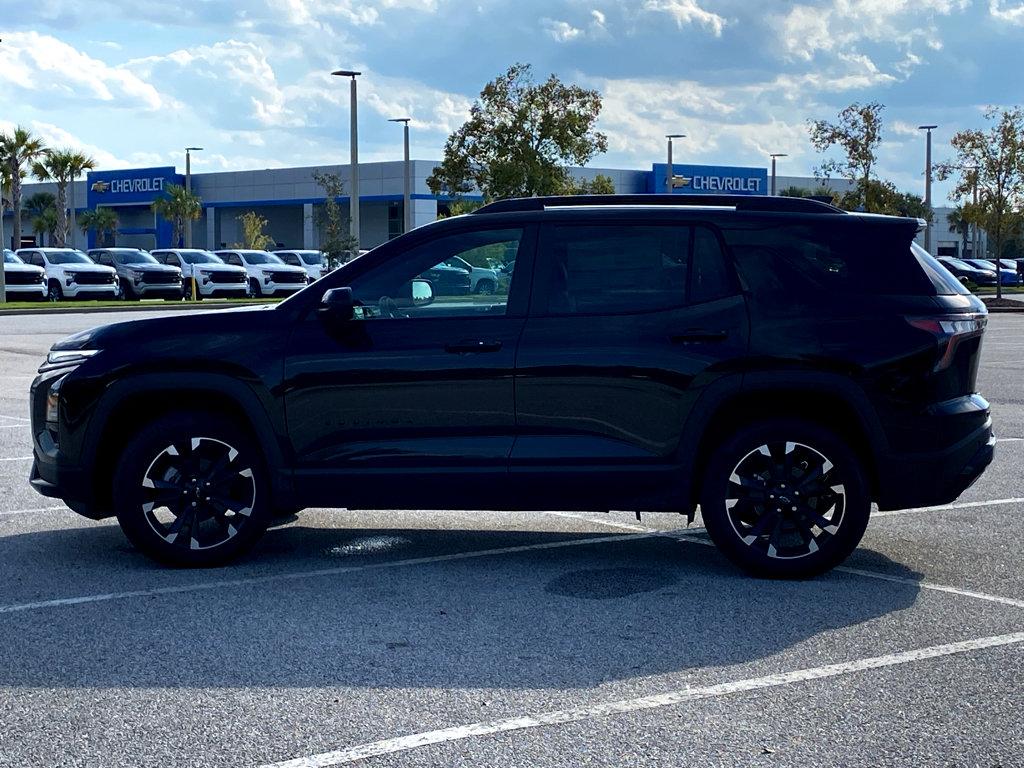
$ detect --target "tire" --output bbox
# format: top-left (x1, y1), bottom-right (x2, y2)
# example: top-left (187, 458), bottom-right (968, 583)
top-left (248, 279), bottom-right (261, 298)
top-left (699, 419), bottom-right (870, 578)
top-left (112, 412), bottom-right (272, 567)
top-left (121, 279), bottom-right (139, 301)
top-left (477, 279), bottom-right (496, 295)
top-left (47, 280), bottom-right (63, 302)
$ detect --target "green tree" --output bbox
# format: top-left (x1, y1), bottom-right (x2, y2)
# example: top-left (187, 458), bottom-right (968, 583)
top-left (24, 192), bottom-right (56, 219)
top-left (32, 148), bottom-right (95, 247)
top-left (835, 179), bottom-right (932, 221)
top-left (151, 183), bottom-right (202, 248)
top-left (32, 207), bottom-right (59, 245)
top-left (947, 205), bottom-right (971, 258)
top-left (237, 211), bottom-right (273, 250)
top-left (79, 207), bottom-right (119, 247)
top-left (311, 171), bottom-right (359, 268)
top-left (427, 62), bottom-right (608, 201)
top-left (778, 185), bottom-right (812, 198)
top-left (569, 173), bottom-right (616, 195)
top-left (936, 106), bottom-right (1024, 299)
top-left (0, 126), bottom-right (48, 250)
top-left (808, 102), bottom-right (885, 211)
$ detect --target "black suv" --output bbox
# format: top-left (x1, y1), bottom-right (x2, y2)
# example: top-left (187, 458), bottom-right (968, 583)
top-left (28, 195), bottom-right (994, 576)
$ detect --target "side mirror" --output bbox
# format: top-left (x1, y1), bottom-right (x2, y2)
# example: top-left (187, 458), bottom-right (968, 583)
top-left (411, 278), bottom-right (434, 307)
top-left (319, 287), bottom-right (354, 320)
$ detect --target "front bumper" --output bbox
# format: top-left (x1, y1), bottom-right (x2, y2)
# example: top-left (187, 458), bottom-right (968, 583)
top-left (65, 284), bottom-right (118, 298)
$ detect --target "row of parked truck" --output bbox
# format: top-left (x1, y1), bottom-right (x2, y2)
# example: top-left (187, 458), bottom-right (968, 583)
top-left (1, 247), bottom-right (329, 301)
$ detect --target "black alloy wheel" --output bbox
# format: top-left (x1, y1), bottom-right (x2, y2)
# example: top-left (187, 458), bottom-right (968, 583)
top-left (113, 413), bottom-right (272, 566)
top-left (700, 420), bottom-right (870, 578)
top-left (47, 281), bottom-right (63, 302)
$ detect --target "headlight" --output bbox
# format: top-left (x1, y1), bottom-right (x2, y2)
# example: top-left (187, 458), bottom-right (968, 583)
top-left (45, 375), bottom-right (67, 424)
top-left (45, 349), bottom-right (99, 367)
top-left (64, 271), bottom-right (77, 286)
top-left (129, 269), bottom-right (145, 282)
top-left (264, 275), bottom-right (272, 284)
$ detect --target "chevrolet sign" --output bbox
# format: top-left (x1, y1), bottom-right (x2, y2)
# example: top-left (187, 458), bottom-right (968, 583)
top-left (108, 177), bottom-right (165, 195)
top-left (90, 181), bottom-right (110, 193)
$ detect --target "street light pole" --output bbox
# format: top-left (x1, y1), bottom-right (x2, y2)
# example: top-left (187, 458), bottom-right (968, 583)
top-left (665, 134), bottom-right (685, 194)
top-left (389, 118), bottom-right (412, 233)
top-left (184, 147), bottom-right (203, 248)
top-left (333, 70), bottom-right (362, 246)
top-left (919, 125), bottom-right (938, 254)
top-left (769, 153), bottom-right (788, 196)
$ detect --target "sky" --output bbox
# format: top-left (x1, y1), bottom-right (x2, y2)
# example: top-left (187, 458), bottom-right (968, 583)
top-left (3, 0), bottom-right (1023, 203)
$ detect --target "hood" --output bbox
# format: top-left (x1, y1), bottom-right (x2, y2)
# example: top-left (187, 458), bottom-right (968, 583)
top-left (265, 263), bottom-right (308, 273)
top-left (128, 263), bottom-right (180, 273)
top-left (51, 304), bottom-right (279, 354)
top-left (3, 262), bottom-right (44, 274)
top-left (195, 262), bottom-right (247, 272)
top-left (61, 263), bottom-right (116, 273)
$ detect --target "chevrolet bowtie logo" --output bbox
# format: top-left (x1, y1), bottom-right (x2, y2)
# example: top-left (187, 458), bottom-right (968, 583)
top-left (90, 181), bottom-right (110, 193)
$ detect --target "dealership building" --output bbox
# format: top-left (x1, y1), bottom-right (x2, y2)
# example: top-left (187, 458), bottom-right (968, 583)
top-left (5, 160), bottom-right (976, 257)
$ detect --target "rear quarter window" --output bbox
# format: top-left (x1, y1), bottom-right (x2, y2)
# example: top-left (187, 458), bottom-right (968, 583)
top-left (912, 243), bottom-right (970, 295)
top-left (722, 218), bottom-right (937, 298)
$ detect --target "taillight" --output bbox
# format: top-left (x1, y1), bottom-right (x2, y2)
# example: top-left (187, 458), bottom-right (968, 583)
top-left (906, 314), bottom-right (986, 372)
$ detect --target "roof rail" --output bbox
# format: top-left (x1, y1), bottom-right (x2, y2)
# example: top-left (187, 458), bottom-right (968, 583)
top-left (473, 194), bottom-right (843, 215)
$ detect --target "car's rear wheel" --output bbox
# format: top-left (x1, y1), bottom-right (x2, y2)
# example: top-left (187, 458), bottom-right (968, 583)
top-left (112, 412), bottom-right (272, 567)
top-left (699, 419), bottom-right (870, 578)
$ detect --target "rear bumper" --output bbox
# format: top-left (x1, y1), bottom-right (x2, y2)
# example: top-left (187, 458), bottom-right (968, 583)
top-left (876, 407), bottom-right (994, 511)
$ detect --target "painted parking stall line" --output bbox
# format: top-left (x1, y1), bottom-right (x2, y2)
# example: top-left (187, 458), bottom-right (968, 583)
top-left (0, 531), bottom-right (646, 615)
top-left (263, 631), bottom-right (1024, 768)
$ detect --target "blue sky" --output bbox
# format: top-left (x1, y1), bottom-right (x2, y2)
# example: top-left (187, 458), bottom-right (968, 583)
top-left (3, 0), bottom-right (1023, 202)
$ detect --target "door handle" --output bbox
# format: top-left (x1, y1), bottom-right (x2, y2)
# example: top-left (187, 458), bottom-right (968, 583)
top-left (445, 340), bottom-right (503, 354)
top-left (669, 329), bottom-right (728, 344)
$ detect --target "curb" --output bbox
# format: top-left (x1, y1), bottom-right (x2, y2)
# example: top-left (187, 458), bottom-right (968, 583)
top-left (0, 301), bottom-right (276, 317)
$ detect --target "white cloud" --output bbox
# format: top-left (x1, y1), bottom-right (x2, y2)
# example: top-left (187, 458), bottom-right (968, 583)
top-left (642, 0), bottom-right (726, 36)
top-left (542, 18), bottom-right (584, 42)
top-left (0, 32), bottom-right (165, 111)
top-left (125, 41), bottom-right (296, 129)
top-left (990, 0), bottom-right (1024, 23)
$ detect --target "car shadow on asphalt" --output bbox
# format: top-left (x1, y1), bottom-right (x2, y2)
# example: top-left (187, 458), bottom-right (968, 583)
top-left (0, 521), bottom-right (928, 690)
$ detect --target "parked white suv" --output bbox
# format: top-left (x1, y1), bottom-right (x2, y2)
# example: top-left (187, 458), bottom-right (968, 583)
top-left (214, 249), bottom-right (308, 297)
top-left (273, 250), bottom-right (326, 282)
top-left (17, 247), bottom-right (117, 301)
top-left (3, 249), bottom-right (47, 300)
top-left (150, 249), bottom-right (248, 299)
top-left (443, 255), bottom-right (500, 295)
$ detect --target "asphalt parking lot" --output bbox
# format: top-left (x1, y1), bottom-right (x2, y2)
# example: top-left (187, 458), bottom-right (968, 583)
top-left (1, 309), bottom-right (1023, 767)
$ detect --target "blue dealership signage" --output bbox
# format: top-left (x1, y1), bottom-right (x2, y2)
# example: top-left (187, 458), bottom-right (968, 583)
top-left (649, 163), bottom-right (767, 196)
top-left (86, 166), bottom-right (184, 208)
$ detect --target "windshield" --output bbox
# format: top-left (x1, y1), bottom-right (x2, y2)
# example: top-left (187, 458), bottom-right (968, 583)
top-left (277, 253), bottom-right (302, 266)
top-left (299, 252), bottom-right (323, 266)
top-left (47, 250), bottom-right (94, 265)
top-left (116, 251), bottom-right (158, 264)
top-left (943, 258), bottom-right (971, 269)
top-left (3, 250), bottom-right (22, 264)
top-left (239, 251), bottom-right (283, 265)
top-left (180, 251), bottom-right (224, 265)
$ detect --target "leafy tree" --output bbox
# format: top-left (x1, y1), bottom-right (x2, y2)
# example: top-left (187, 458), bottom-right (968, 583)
top-left (936, 106), bottom-right (1024, 298)
top-left (32, 207), bottom-right (59, 245)
top-left (79, 207), bottom-right (119, 247)
top-left (24, 192), bottom-right (56, 219)
top-left (808, 102), bottom-right (885, 211)
top-left (778, 185), bottom-right (813, 198)
top-left (237, 211), bottom-right (274, 250)
top-left (569, 173), bottom-right (616, 195)
top-left (835, 179), bottom-right (932, 220)
top-left (32, 149), bottom-right (95, 247)
top-left (312, 171), bottom-right (359, 268)
top-left (151, 183), bottom-right (202, 248)
top-left (0, 126), bottom-right (47, 249)
top-left (427, 63), bottom-right (608, 201)
top-left (947, 206), bottom-right (971, 258)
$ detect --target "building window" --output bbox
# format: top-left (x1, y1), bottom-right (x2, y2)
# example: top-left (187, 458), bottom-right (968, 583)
top-left (388, 202), bottom-right (403, 240)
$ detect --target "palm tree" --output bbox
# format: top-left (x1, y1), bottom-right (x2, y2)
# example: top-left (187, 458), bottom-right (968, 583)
top-left (24, 192), bottom-right (57, 243)
top-left (948, 205), bottom-right (971, 259)
top-left (151, 183), bottom-right (202, 247)
top-left (0, 127), bottom-right (48, 249)
top-left (33, 148), bottom-right (95, 247)
top-left (32, 207), bottom-right (59, 245)
top-left (79, 207), bottom-right (119, 247)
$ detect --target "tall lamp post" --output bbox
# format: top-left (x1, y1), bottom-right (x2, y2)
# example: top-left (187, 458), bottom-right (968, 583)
top-left (769, 153), bottom-right (788, 196)
top-left (389, 118), bottom-right (412, 233)
top-left (333, 70), bottom-right (361, 246)
top-left (665, 134), bottom-right (685, 194)
top-left (918, 125), bottom-right (938, 254)
top-left (966, 164), bottom-right (980, 259)
top-left (184, 147), bottom-right (203, 248)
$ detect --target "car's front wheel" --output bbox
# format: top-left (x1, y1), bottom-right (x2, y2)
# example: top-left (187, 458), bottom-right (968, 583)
top-left (248, 279), bottom-right (261, 298)
top-left (47, 281), bottom-right (63, 302)
top-left (112, 412), bottom-right (272, 566)
top-left (699, 419), bottom-right (870, 578)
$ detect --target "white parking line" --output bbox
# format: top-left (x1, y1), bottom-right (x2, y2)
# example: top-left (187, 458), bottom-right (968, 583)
top-left (0, 456), bottom-right (32, 462)
top-left (872, 497), bottom-right (1024, 518)
top-left (995, 437), bottom-right (1024, 443)
top-left (263, 630), bottom-right (1024, 768)
top-left (0, 506), bottom-right (67, 517)
top-left (0, 531), bottom-right (647, 615)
